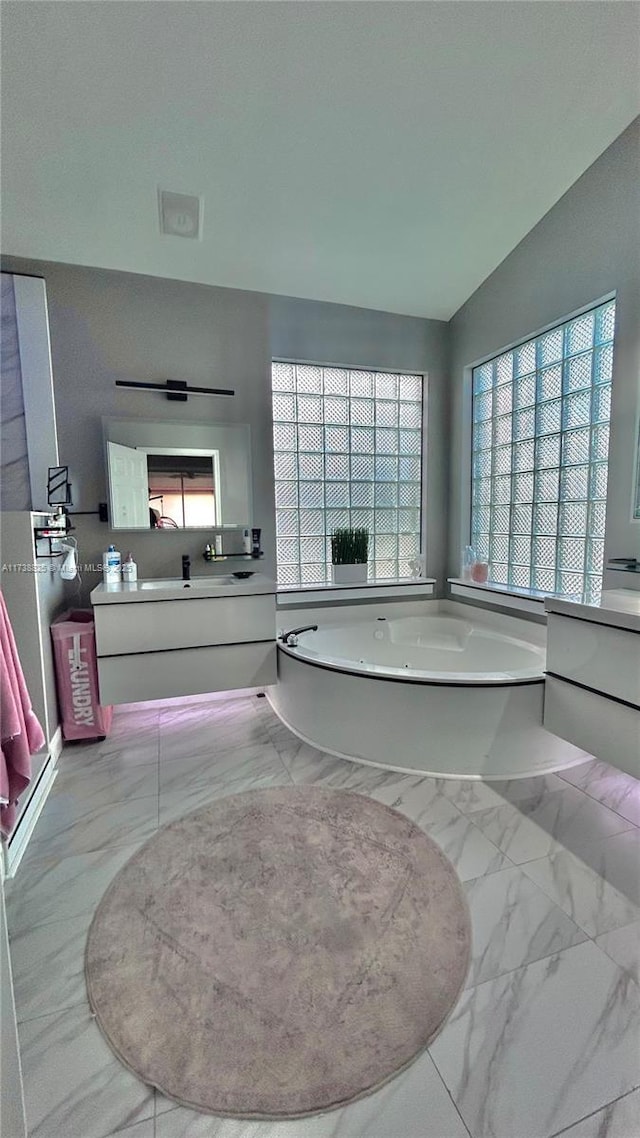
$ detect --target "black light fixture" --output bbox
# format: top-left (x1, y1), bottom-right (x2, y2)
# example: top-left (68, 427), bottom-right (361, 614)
top-left (115, 379), bottom-right (234, 401)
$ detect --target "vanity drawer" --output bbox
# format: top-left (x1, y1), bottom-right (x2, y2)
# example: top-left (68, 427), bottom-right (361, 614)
top-left (97, 641), bottom-right (277, 705)
top-left (546, 613), bottom-right (640, 707)
top-left (94, 593), bottom-right (275, 656)
top-left (544, 676), bottom-right (640, 779)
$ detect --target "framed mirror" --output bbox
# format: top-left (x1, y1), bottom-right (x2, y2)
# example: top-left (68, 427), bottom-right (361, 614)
top-left (103, 418), bottom-right (252, 531)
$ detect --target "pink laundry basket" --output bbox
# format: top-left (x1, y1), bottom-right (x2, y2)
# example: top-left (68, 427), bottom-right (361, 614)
top-left (51, 610), bottom-right (113, 741)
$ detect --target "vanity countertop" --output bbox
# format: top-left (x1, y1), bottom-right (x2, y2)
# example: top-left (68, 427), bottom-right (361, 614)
top-left (544, 588), bottom-right (640, 632)
top-left (91, 573), bottom-right (276, 605)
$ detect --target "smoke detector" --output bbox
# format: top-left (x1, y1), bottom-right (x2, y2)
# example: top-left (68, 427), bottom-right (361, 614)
top-left (158, 190), bottom-right (202, 239)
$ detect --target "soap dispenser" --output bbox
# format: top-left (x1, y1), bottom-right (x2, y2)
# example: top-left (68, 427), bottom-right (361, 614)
top-left (122, 551), bottom-right (137, 583)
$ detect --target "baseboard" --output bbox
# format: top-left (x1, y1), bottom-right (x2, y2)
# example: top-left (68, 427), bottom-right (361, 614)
top-left (3, 727), bottom-right (62, 878)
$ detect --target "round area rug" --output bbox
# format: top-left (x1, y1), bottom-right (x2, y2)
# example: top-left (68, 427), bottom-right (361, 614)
top-left (85, 786), bottom-right (471, 1118)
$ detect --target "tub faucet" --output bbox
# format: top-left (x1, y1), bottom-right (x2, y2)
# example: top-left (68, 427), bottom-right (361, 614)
top-left (182, 554), bottom-right (191, 581)
top-left (279, 624), bottom-right (318, 646)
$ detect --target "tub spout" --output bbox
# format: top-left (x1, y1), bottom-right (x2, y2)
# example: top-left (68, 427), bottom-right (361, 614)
top-left (279, 624), bottom-right (318, 646)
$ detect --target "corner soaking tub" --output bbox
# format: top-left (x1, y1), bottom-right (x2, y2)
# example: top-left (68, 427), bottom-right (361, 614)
top-left (269, 614), bottom-right (588, 779)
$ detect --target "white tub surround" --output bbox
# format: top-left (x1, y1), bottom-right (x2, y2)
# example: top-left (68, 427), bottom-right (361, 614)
top-left (269, 611), bottom-right (587, 779)
top-left (544, 590), bottom-right (640, 779)
top-left (91, 575), bottom-right (277, 705)
top-left (448, 578), bottom-right (547, 617)
top-left (277, 577), bottom-right (436, 608)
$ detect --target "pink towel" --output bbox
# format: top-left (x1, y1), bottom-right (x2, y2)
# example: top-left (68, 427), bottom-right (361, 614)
top-left (1, 590), bottom-right (45, 837)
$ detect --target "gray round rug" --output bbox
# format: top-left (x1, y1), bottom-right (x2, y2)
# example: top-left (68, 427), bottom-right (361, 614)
top-left (86, 786), bottom-right (471, 1118)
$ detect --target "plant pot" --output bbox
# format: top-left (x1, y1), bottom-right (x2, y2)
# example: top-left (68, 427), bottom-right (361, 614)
top-left (332, 562), bottom-right (368, 584)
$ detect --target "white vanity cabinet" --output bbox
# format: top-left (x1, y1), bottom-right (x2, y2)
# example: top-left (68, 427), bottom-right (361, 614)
top-left (91, 575), bottom-right (277, 704)
top-left (544, 590), bottom-right (640, 779)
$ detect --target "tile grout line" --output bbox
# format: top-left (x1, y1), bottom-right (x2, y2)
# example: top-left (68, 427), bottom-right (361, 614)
top-left (547, 1082), bottom-right (640, 1137)
top-left (464, 782), bottom-right (638, 836)
top-left (503, 831), bottom-right (640, 875)
top-left (16, 997), bottom-right (90, 1027)
top-left (514, 863), bottom-right (640, 942)
top-left (445, 795), bottom-right (521, 879)
top-left (427, 1048), bottom-right (473, 1138)
top-left (553, 767), bottom-right (640, 830)
top-left (156, 716), bottom-right (161, 830)
top-left (16, 831), bottom-right (157, 873)
top-left (462, 937), bottom-right (614, 994)
top-left (461, 800), bottom-right (637, 876)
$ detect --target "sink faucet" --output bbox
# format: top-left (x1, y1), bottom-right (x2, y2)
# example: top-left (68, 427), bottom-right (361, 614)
top-left (182, 554), bottom-right (191, 581)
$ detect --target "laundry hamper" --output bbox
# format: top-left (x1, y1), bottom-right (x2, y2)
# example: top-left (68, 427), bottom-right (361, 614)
top-left (51, 610), bottom-right (113, 740)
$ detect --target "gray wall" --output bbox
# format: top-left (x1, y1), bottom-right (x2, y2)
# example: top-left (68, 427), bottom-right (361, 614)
top-left (448, 118), bottom-right (640, 584)
top-left (0, 261), bottom-right (275, 598)
top-left (0, 260), bottom-right (449, 597)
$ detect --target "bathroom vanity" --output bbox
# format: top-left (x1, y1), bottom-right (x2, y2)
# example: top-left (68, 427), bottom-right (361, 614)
top-left (90, 575), bottom-right (277, 704)
top-left (544, 589), bottom-right (640, 779)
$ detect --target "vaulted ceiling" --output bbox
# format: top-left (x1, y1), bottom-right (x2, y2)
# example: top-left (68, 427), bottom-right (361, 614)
top-left (2, 2), bottom-right (639, 318)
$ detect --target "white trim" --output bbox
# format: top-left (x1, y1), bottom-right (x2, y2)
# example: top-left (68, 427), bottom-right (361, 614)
top-left (448, 578), bottom-right (547, 616)
top-left (460, 292), bottom-right (617, 592)
top-left (277, 579), bottom-right (436, 607)
top-left (0, 856), bottom-right (28, 1138)
top-left (4, 729), bottom-right (62, 878)
top-left (465, 291), bottom-right (617, 373)
top-left (273, 356), bottom-right (427, 378)
top-left (272, 359), bottom-right (427, 586)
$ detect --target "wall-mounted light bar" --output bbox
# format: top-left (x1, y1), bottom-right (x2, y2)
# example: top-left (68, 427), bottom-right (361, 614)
top-left (115, 379), bottom-right (235, 401)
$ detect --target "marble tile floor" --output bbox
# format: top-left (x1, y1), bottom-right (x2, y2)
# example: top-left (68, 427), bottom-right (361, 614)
top-left (5, 693), bottom-right (640, 1138)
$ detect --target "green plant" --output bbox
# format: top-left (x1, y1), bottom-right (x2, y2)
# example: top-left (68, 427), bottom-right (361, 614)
top-left (330, 527), bottom-right (369, 565)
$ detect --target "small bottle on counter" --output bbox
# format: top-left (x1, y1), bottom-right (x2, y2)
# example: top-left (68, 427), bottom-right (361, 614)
top-left (214, 534), bottom-right (223, 557)
top-left (461, 545), bottom-right (476, 581)
top-left (121, 551), bottom-right (138, 583)
top-left (242, 528), bottom-right (251, 554)
top-left (103, 544), bottom-right (121, 584)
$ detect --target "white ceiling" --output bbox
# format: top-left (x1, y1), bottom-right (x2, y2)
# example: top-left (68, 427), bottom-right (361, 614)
top-left (2, 2), bottom-right (639, 320)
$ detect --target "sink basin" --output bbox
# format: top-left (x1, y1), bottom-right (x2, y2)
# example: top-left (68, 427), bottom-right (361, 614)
top-left (138, 576), bottom-right (236, 590)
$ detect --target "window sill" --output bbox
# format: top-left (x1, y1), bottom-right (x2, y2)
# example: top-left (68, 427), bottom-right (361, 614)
top-left (448, 578), bottom-right (550, 616)
top-left (277, 578), bottom-right (436, 607)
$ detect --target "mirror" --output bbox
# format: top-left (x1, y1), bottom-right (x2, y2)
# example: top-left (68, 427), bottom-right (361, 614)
top-left (146, 452), bottom-right (219, 529)
top-left (103, 418), bottom-right (252, 531)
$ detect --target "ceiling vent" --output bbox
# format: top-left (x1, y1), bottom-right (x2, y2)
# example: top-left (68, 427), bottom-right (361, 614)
top-left (158, 190), bottom-right (202, 239)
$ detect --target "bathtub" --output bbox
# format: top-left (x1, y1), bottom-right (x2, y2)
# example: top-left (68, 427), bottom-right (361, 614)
top-left (269, 612), bottom-right (588, 779)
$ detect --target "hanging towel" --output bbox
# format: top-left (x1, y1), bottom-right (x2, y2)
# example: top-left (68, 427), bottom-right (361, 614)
top-left (0, 590), bottom-right (45, 837)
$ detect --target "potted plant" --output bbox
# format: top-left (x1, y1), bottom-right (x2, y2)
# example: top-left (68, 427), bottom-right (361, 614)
top-left (330, 527), bottom-right (369, 584)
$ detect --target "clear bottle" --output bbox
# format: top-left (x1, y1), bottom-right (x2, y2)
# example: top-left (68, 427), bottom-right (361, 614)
top-left (214, 534), bottom-right (223, 557)
top-left (121, 551), bottom-right (137, 583)
top-left (462, 545), bottom-right (476, 581)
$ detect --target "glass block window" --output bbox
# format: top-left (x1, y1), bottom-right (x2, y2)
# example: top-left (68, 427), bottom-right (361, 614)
top-left (471, 299), bottom-right (615, 602)
top-left (272, 363), bottom-right (423, 585)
